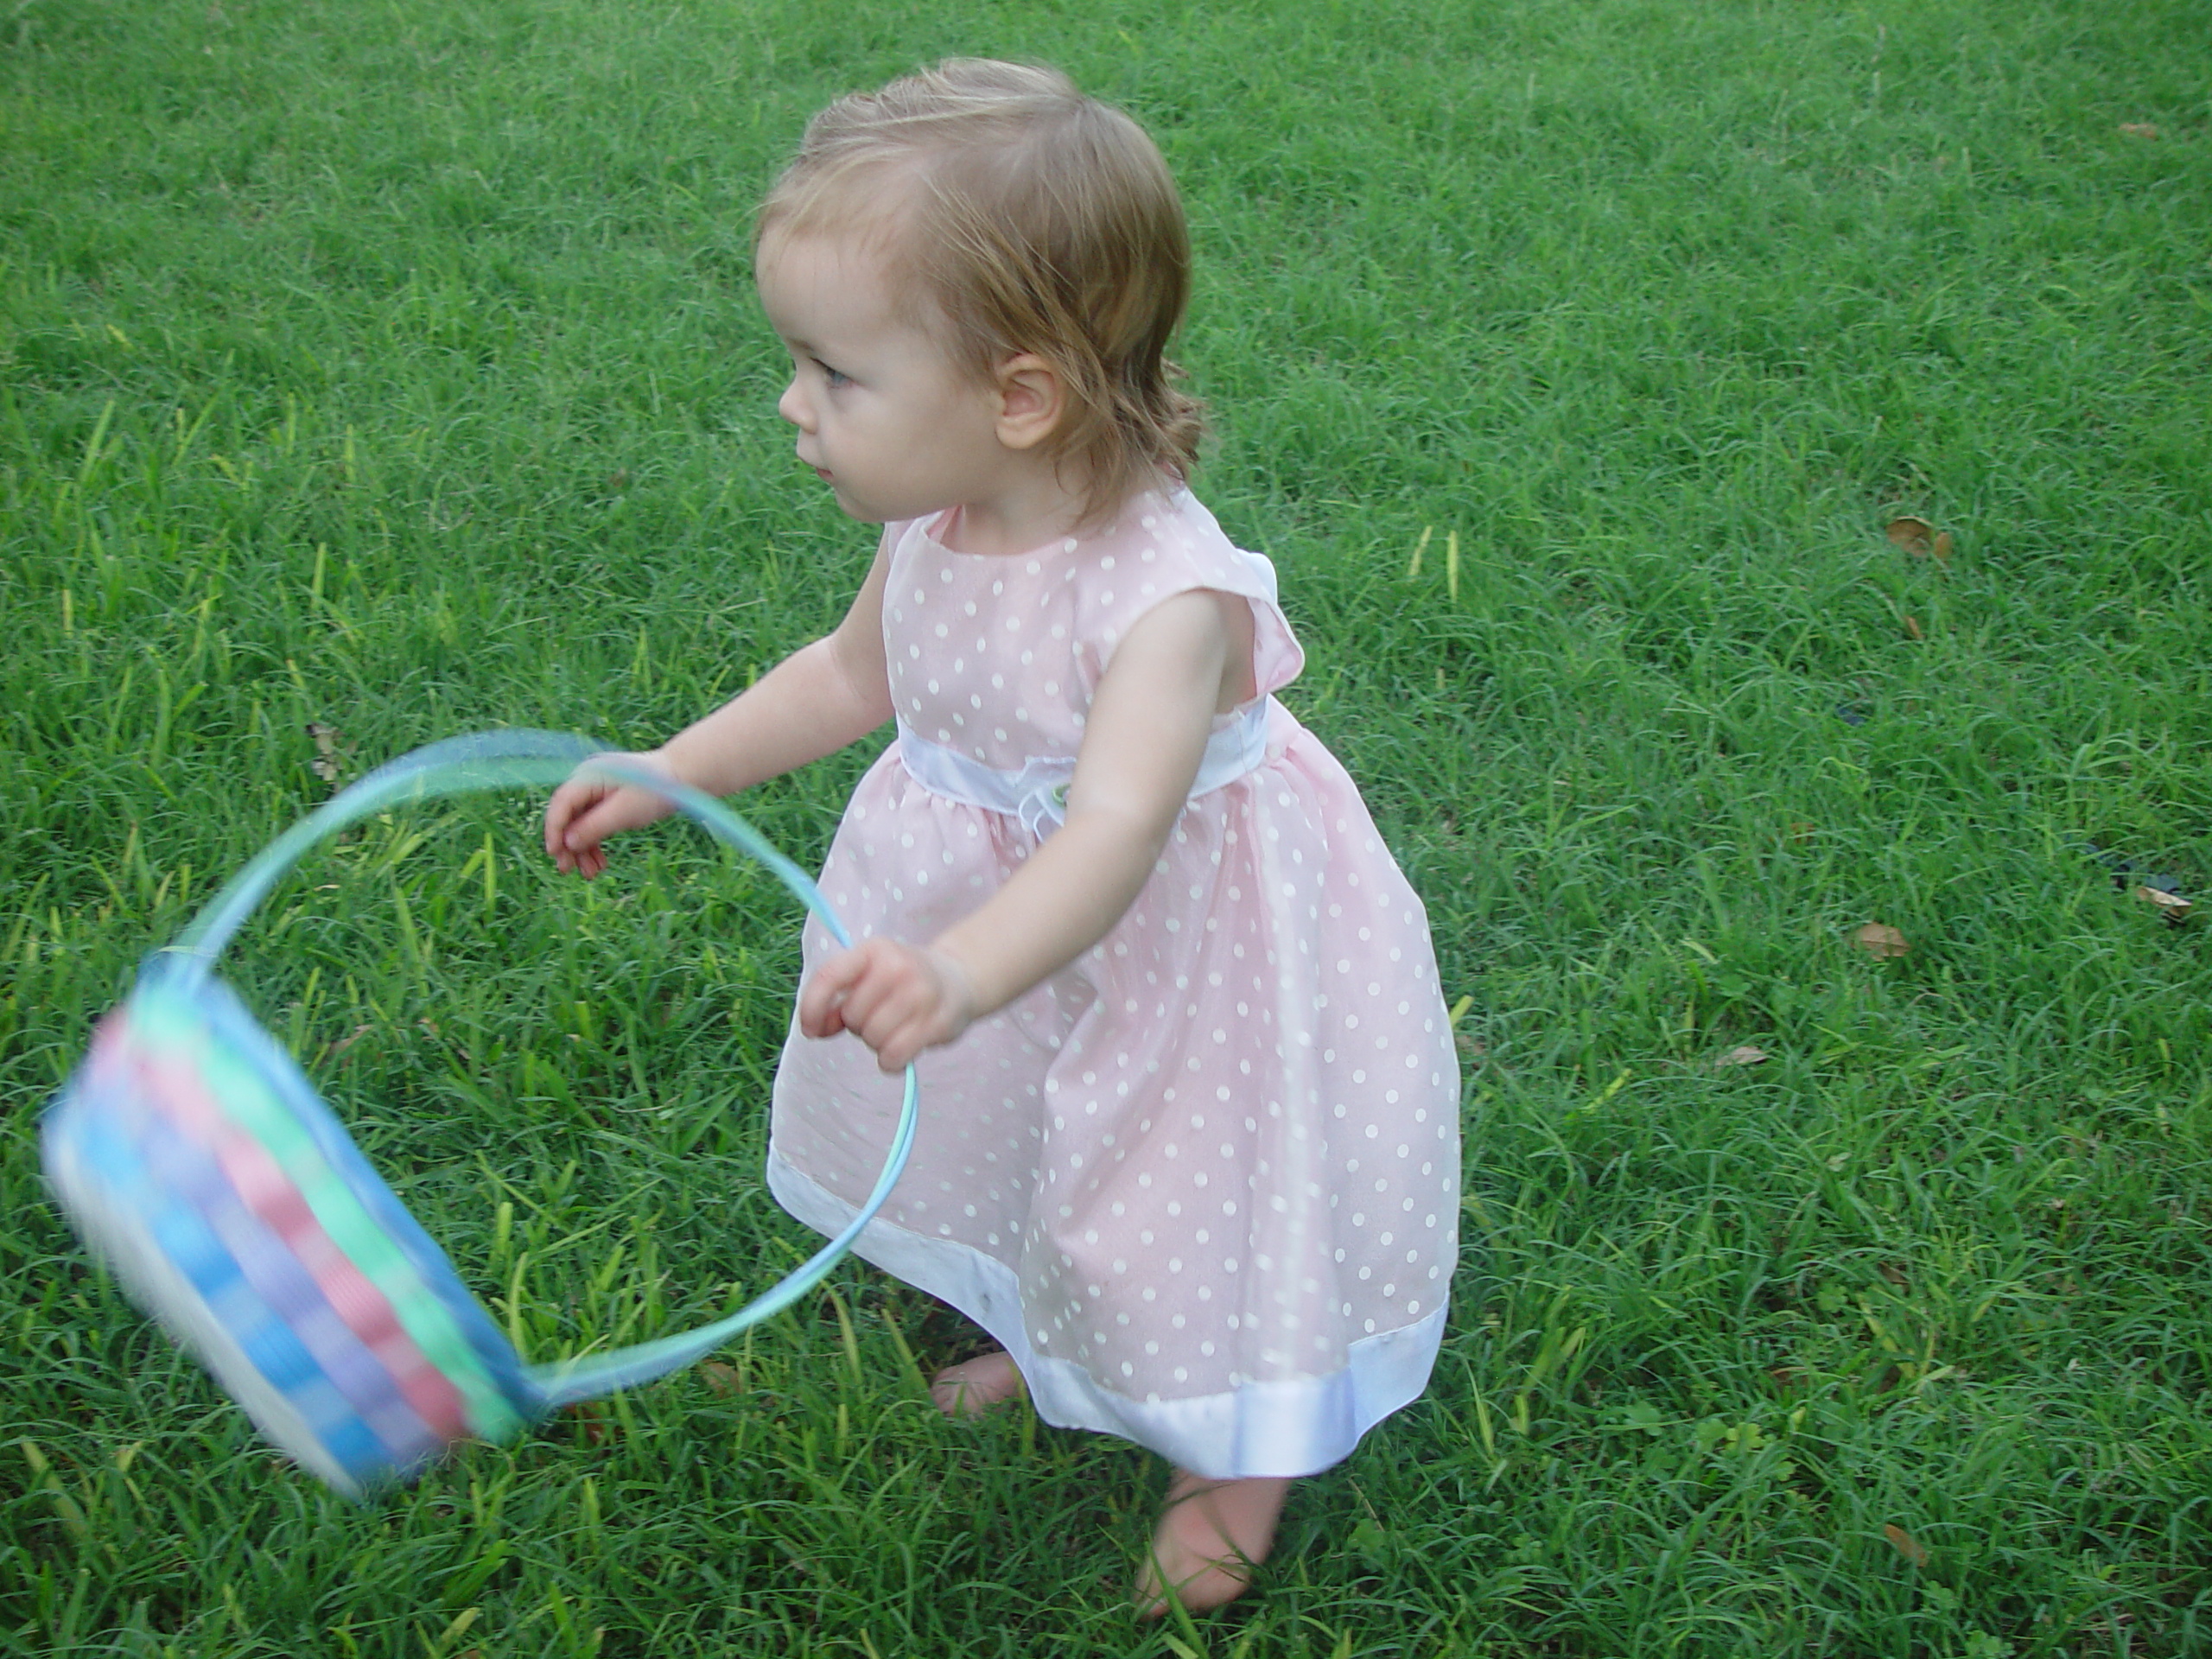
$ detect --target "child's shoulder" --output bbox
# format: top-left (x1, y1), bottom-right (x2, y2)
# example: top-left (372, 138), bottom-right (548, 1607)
top-left (1085, 487), bottom-right (1304, 693)
top-left (1092, 486), bottom-right (1281, 608)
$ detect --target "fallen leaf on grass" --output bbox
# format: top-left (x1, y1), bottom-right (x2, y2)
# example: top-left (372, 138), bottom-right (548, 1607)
top-left (322, 1023), bottom-right (373, 1061)
top-left (564, 1402), bottom-right (613, 1446)
top-left (1885, 517), bottom-right (1932, 554)
top-left (2133, 884), bottom-right (2193, 924)
top-left (306, 721), bottom-right (350, 783)
top-left (1714, 1046), bottom-right (1769, 1070)
top-left (700, 1361), bottom-right (742, 1395)
top-left (1883, 1523), bottom-right (1929, 1567)
top-left (2119, 123), bottom-right (2160, 139)
top-left (1885, 518), bottom-right (1953, 565)
top-left (1901, 613), bottom-right (1923, 640)
top-left (2082, 844), bottom-right (2193, 924)
top-left (1853, 923), bottom-right (1910, 959)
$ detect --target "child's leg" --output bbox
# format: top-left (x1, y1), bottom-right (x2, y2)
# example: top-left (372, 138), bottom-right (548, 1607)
top-left (927, 1350), bottom-right (1288, 1612)
top-left (930, 1354), bottom-right (1288, 1611)
top-left (929, 1349), bottom-right (1025, 1416)
top-left (1135, 1471), bottom-right (1293, 1617)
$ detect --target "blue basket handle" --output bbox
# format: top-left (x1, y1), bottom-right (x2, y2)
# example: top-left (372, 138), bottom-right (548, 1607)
top-left (160, 729), bottom-right (918, 1407)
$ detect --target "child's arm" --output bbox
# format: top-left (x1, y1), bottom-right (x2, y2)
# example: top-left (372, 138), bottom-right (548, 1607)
top-left (799, 588), bottom-right (1250, 1069)
top-left (544, 543), bottom-right (894, 877)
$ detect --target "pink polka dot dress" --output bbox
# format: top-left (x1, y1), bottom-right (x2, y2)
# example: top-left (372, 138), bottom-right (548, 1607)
top-left (767, 488), bottom-right (1460, 1479)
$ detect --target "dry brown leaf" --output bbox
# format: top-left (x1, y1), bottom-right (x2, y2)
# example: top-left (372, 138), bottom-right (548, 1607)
top-left (306, 721), bottom-right (349, 783)
top-left (1854, 922), bottom-right (1910, 959)
top-left (2119, 123), bottom-right (2160, 140)
top-left (700, 1361), bottom-right (742, 1395)
top-left (1886, 518), bottom-right (1955, 567)
top-left (1902, 613), bottom-right (1923, 641)
top-left (323, 1022), bottom-right (373, 1061)
top-left (564, 1401), bottom-right (613, 1445)
top-left (1885, 516), bottom-right (1935, 556)
top-left (1883, 1523), bottom-right (1929, 1567)
top-left (1714, 1045), bottom-right (1770, 1070)
top-left (2133, 885), bottom-right (2193, 923)
top-left (1878, 1261), bottom-right (1910, 1288)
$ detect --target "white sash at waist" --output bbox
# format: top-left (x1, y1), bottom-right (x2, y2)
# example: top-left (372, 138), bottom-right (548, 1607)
top-left (897, 697), bottom-right (1274, 840)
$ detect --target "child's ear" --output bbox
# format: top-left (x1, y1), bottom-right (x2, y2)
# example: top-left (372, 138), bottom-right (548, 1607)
top-left (993, 353), bottom-right (1067, 451)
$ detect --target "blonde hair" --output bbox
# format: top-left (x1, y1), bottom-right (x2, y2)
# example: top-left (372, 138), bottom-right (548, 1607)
top-left (760, 59), bottom-right (1205, 524)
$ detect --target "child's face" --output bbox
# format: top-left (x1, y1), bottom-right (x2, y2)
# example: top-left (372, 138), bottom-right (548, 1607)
top-left (757, 226), bottom-right (1013, 527)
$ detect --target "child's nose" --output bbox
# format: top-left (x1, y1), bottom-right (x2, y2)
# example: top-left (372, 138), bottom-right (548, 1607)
top-left (778, 379), bottom-right (811, 430)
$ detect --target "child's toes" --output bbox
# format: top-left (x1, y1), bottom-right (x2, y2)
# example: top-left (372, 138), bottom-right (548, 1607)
top-left (1134, 1543), bottom-right (1256, 1618)
top-left (929, 1350), bottom-right (1025, 1416)
top-left (1133, 1472), bottom-right (1291, 1618)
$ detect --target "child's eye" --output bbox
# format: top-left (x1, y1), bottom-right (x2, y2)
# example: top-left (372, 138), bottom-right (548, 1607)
top-left (816, 359), bottom-right (850, 389)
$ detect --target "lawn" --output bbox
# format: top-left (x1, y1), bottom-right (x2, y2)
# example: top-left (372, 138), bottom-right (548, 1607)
top-left (4, 0), bottom-right (2209, 1654)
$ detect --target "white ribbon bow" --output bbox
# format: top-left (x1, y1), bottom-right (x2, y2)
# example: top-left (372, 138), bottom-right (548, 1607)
top-left (897, 699), bottom-right (1272, 842)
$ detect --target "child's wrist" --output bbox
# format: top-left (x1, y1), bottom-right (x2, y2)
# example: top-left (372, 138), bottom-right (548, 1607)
top-left (644, 741), bottom-right (702, 795)
top-left (926, 940), bottom-right (988, 1024)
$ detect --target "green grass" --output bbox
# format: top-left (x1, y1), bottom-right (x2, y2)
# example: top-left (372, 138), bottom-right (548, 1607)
top-left (5, 0), bottom-right (2210, 1653)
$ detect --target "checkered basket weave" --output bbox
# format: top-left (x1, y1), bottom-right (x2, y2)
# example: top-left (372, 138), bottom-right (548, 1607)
top-left (41, 732), bottom-right (916, 1497)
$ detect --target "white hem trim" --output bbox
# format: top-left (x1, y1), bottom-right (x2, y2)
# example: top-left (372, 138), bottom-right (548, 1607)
top-left (766, 1150), bottom-right (1446, 1478)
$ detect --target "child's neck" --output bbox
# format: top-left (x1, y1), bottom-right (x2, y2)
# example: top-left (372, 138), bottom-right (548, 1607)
top-left (934, 458), bottom-right (1115, 558)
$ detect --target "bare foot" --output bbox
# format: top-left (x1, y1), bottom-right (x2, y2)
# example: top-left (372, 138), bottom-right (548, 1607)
top-left (929, 1349), bottom-right (1025, 1417)
top-left (1135, 1471), bottom-right (1293, 1617)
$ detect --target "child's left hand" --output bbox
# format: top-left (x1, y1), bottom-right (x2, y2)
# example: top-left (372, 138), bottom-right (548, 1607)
top-left (798, 937), bottom-right (978, 1072)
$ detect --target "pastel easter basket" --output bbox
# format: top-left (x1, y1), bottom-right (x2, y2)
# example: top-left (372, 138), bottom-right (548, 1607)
top-left (41, 731), bottom-right (916, 1497)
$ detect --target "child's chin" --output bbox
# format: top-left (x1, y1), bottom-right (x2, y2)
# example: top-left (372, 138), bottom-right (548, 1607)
top-left (823, 486), bottom-right (887, 523)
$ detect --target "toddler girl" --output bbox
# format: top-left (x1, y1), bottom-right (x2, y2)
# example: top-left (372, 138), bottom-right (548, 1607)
top-left (543, 59), bottom-right (1459, 1615)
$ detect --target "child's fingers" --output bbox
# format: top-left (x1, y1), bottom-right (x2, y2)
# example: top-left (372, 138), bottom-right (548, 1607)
top-left (542, 780), bottom-right (595, 859)
top-left (798, 943), bottom-right (875, 1039)
top-left (544, 778), bottom-right (621, 863)
top-left (850, 1001), bottom-right (928, 1071)
top-left (800, 940), bottom-right (948, 1064)
top-left (804, 941), bottom-right (969, 1069)
top-left (550, 823), bottom-right (607, 879)
top-left (545, 785), bottom-right (678, 879)
top-left (872, 1014), bottom-right (936, 1073)
top-left (543, 755), bottom-right (678, 877)
top-left (848, 977), bottom-right (931, 1065)
top-left (563, 795), bottom-right (627, 856)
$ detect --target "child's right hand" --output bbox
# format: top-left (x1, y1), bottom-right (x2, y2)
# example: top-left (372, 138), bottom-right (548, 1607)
top-left (543, 752), bottom-right (681, 879)
top-left (798, 936), bottom-right (980, 1072)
